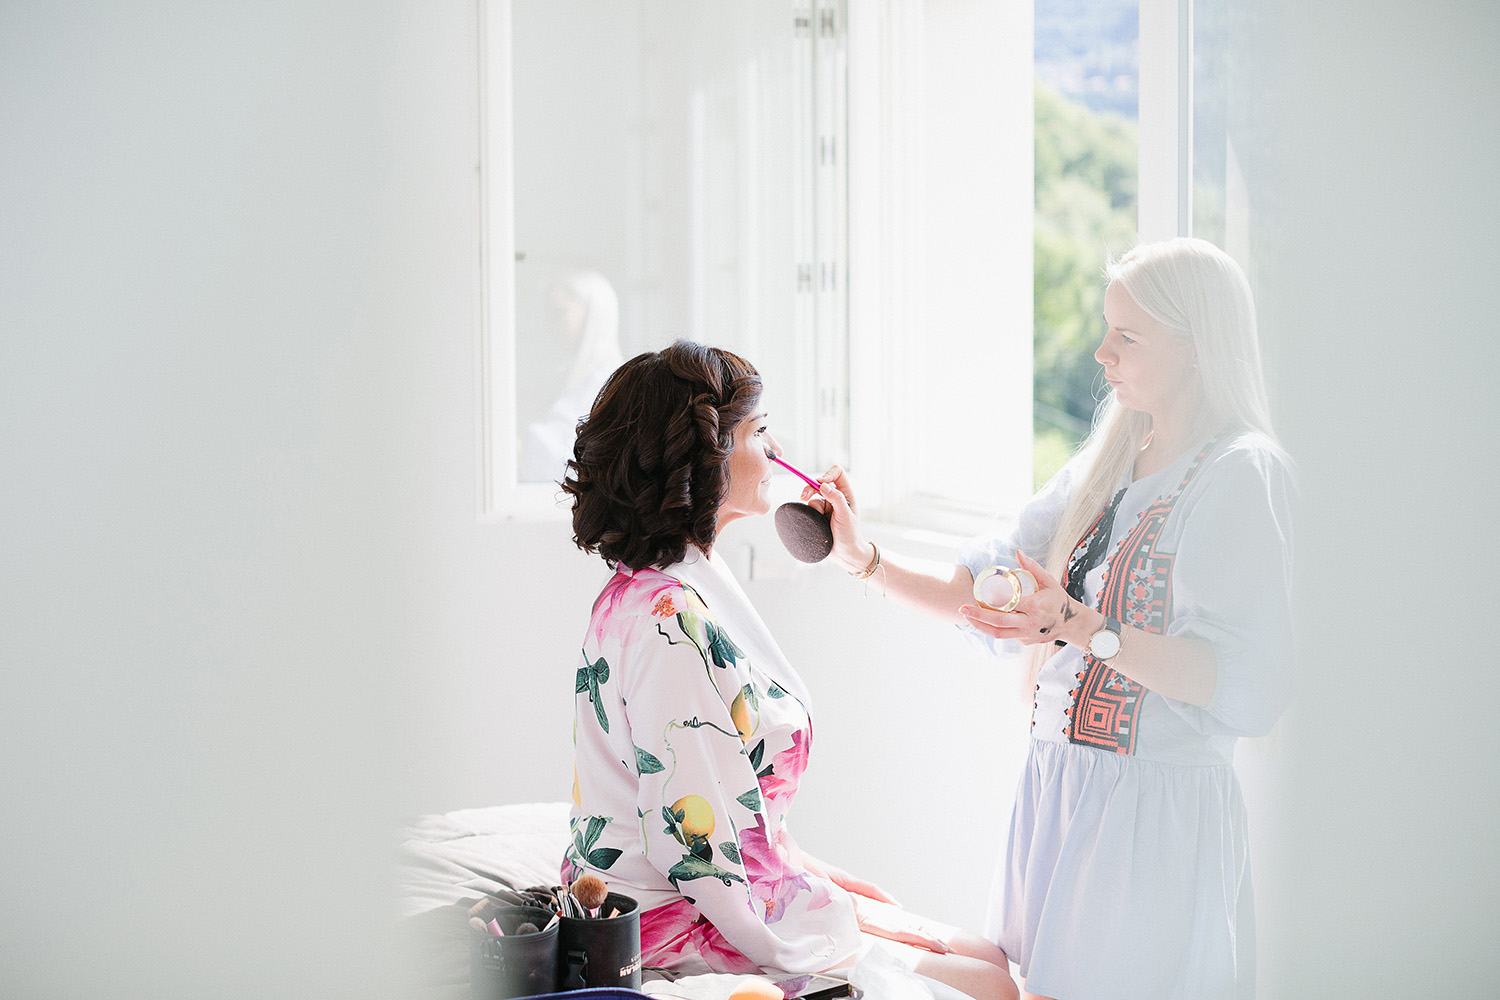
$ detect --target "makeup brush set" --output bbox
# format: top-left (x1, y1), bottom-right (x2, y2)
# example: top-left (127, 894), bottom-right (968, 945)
top-left (468, 876), bottom-right (642, 999)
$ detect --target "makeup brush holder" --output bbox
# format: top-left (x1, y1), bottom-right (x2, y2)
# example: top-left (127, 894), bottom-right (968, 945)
top-left (469, 905), bottom-right (559, 1000)
top-left (556, 892), bottom-right (642, 992)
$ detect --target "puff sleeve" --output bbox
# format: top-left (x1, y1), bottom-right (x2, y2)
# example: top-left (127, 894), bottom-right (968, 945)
top-left (1161, 440), bottom-right (1296, 737)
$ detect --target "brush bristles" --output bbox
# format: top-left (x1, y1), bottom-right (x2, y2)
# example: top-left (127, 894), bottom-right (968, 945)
top-left (572, 873), bottom-right (609, 911)
top-left (774, 502), bottom-right (833, 562)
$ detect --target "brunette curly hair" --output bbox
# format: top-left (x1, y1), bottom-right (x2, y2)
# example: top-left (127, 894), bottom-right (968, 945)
top-left (563, 340), bottom-right (763, 570)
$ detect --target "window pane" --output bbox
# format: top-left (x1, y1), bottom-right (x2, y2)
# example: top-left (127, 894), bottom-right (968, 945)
top-left (1033, 0), bottom-right (1140, 486)
top-left (509, 1), bottom-right (844, 484)
top-left (1191, 0), bottom-right (1255, 265)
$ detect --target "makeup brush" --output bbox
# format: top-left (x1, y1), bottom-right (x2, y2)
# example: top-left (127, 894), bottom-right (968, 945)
top-left (571, 873), bottom-right (609, 917)
top-left (767, 452), bottom-right (834, 563)
top-left (768, 451), bottom-right (824, 493)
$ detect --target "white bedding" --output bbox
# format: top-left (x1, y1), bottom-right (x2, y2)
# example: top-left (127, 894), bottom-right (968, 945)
top-left (394, 801), bottom-right (951, 1000)
top-left (397, 801), bottom-right (571, 919)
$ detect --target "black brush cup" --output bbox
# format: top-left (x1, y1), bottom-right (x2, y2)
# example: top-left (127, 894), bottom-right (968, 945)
top-left (556, 892), bottom-right (642, 991)
top-left (469, 905), bottom-right (559, 999)
top-left (775, 502), bottom-right (834, 563)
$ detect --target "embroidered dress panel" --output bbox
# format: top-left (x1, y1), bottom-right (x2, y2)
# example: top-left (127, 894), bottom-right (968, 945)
top-left (1061, 435), bottom-right (1221, 755)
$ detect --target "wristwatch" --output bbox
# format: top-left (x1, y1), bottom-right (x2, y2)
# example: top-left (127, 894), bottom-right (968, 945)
top-left (1087, 617), bottom-right (1123, 660)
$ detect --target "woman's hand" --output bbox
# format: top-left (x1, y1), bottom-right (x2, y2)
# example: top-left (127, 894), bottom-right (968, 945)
top-left (800, 465), bottom-right (874, 575)
top-left (958, 550), bottom-right (1101, 647)
top-left (851, 896), bottom-right (953, 955)
top-left (805, 858), bottom-right (901, 907)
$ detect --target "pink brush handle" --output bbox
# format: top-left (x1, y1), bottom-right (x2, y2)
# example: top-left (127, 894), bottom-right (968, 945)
top-left (769, 453), bottom-right (824, 493)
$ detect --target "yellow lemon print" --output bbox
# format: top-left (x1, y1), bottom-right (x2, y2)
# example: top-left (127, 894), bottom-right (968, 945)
top-left (670, 794), bottom-right (715, 845)
top-left (730, 689), bottom-right (754, 741)
top-left (572, 766), bottom-right (581, 807)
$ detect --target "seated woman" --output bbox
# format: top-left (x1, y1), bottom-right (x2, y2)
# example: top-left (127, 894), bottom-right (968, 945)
top-left (561, 341), bottom-right (1016, 1000)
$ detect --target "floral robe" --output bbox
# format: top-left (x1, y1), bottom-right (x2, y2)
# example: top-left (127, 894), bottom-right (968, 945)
top-left (563, 548), bottom-right (861, 976)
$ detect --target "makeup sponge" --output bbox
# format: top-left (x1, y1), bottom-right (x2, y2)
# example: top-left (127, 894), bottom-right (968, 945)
top-left (775, 502), bottom-right (834, 562)
top-left (727, 978), bottom-right (786, 1000)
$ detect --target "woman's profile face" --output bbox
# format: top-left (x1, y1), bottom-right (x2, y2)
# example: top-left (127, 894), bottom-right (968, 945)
top-left (717, 409), bottom-right (780, 534)
top-left (1096, 281), bottom-right (1199, 420)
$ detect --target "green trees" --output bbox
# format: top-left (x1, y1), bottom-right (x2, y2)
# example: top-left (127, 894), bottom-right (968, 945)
top-left (1033, 81), bottom-right (1138, 484)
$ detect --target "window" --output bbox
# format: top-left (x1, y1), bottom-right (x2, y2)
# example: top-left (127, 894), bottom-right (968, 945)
top-left (1033, 0), bottom-right (1141, 484)
top-left (482, 1), bottom-right (1183, 540)
top-left (1034, 0), bottom-right (1248, 490)
top-left (1138, 0), bottom-right (1247, 250)
top-left (845, 1), bottom-right (1035, 536)
top-left (480, 0), bottom-right (850, 519)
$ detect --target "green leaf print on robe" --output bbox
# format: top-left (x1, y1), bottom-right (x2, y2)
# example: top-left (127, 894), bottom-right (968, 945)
top-left (747, 739), bottom-right (775, 780)
top-left (703, 619), bottom-right (743, 670)
top-left (667, 854), bottom-right (746, 892)
top-left (568, 815), bottom-right (623, 871)
top-left (661, 797), bottom-right (745, 892)
top-left (576, 653), bottom-right (611, 733)
top-left (634, 745), bottom-right (665, 775)
top-left (671, 588), bottom-right (744, 677)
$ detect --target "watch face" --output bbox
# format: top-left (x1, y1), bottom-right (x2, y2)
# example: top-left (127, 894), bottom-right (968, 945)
top-left (1089, 627), bottom-right (1121, 660)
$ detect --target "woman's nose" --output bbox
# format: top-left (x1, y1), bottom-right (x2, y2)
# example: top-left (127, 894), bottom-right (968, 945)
top-left (1095, 337), bottom-right (1115, 366)
top-left (766, 435), bottom-right (784, 459)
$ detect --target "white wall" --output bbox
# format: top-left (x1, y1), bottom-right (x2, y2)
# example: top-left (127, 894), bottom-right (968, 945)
top-left (0, 3), bottom-right (520, 997)
top-left (1247, 4), bottom-right (1500, 997)
top-left (4, 3), bottom-right (1496, 998)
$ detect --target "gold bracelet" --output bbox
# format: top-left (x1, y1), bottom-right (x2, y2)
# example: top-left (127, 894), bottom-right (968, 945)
top-left (851, 542), bottom-right (881, 580)
top-left (999, 569), bottom-right (1023, 612)
top-left (1011, 568), bottom-right (1037, 597)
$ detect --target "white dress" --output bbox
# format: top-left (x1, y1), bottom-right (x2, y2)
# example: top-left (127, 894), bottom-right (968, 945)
top-left (959, 429), bottom-right (1295, 1000)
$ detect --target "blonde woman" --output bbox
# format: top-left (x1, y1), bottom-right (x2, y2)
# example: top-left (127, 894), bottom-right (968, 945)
top-left (807, 238), bottom-right (1294, 1000)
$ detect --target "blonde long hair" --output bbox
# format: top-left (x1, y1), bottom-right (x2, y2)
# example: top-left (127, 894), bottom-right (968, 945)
top-left (1034, 238), bottom-right (1276, 667)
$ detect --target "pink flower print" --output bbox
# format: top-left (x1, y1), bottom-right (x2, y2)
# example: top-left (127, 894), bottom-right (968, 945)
top-left (757, 728), bottom-right (810, 808)
top-left (589, 567), bottom-right (684, 648)
top-left (639, 898), bottom-right (761, 975)
top-left (739, 814), bottom-right (819, 924)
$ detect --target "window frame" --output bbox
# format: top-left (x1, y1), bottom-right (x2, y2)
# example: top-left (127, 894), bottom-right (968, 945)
top-left (1139, 0), bottom-right (1192, 242)
top-left (844, 0), bottom-right (1036, 539)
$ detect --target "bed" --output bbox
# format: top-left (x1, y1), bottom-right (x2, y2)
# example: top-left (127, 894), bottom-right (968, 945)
top-left (395, 802), bottom-right (961, 1000)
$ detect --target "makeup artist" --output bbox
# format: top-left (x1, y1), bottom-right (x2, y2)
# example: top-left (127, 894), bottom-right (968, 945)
top-left (805, 238), bottom-right (1294, 1000)
top-left (561, 340), bottom-right (1017, 1000)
